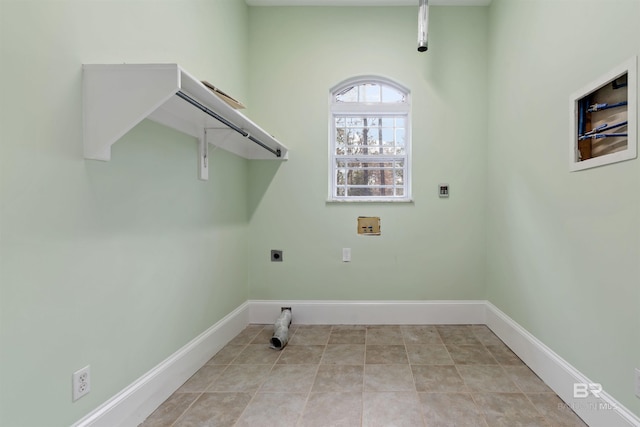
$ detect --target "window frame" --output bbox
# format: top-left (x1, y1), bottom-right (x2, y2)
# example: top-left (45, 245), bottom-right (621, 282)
top-left (328, 76), bottom-right (412, 203)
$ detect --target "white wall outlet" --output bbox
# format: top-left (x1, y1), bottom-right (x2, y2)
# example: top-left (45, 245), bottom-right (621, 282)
top-left (72, 365), bottom-right (91, 401)
top-left (635, 368), bottom-right (640, 398)
top-left (342, 248), bottom-right (351, 262)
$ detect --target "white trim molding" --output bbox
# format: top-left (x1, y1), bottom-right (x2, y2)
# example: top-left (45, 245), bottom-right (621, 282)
top-left (485, 302), bottom-right (640, 427)
top-left (71, 302), bottom-right (249, 427)
top-left (72, 299), bottom-right (640, 427)
top-left (248, 299), bottom-right (486, 325)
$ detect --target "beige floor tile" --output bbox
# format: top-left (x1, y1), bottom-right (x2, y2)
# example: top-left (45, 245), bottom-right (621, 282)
top-left (470, 325), bottom-right (493, 335)
top-left (312, 364), bottom-right (363, 392)
top-left (259, 364), bottom-right (317, 393)
top-left (173, 392), bottom-right (252, 427)
top-left (276, 345), bottom-right (324, 364)
top-left (362, 391), bottom-right (424, 427)
top-left (175, 365), bottom-right (226, 393)
top-left (365, 345), bottom-right (408, 364)
top-left (321, 344), bottom-right (365, 365)
top-left (366, 325), bottom-right (404, 345)
top-left (299, 392), bottom-right (363, 427)
top-left (526, 392), bottom-right (588, 426)
top-left (331, 325), bottom-right (366, 330)
top-left (437, 325), bottom-right (482, 345)
top-left (486, 343), bottom-right (525, 365)
top-left (232, 344), bottom-right (281, 365)
top-left (140, 392), bottom-right (198, 427)
top-left (473, 392), bottom-right (549, 426)
top-left (471, 325), bottom-right (506, 346)
top-left (401, 325), bottom-right (442, 344)
top-left (234, 392), bottom-right (307, 427)
top-left (364, 364), bottom-right (415, 391)
top-left (418, 392), bottom-right (487, 427)
top-left (503, 365), bottom-right (552, 393)
top-left (446, 343), bottom-right (499, 365)
top-left (329, 327), bottom-right (366, 344)
top-left (406, 343), bottom-right (453, 365)
top-left (250, 325), bottom-right (275, 345)
top-left (205, 345), bottom-right (245, 365)
top-left (289, 326), bottom-right (331, 345)
top-left (227, 325), bottom-right (264, 346)
top-left (456, 365), bottom-right (520, 392)
top-left (206, 364), bottom-right (271, 393)
top-left (412, 365), bottom-right (469, 392)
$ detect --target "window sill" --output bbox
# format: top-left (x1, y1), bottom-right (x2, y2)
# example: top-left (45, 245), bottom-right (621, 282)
top-left (326, 199), bottom-right (414, 204)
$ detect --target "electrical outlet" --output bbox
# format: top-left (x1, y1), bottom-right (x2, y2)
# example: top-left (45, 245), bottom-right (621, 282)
top-left (271, 250), bottom-right (283, 262)
top-left (72, 365), bottom-right (91, 401)
top-left (635, 368), bottom-right (640, 398)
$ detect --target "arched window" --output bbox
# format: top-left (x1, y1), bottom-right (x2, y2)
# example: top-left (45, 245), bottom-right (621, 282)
top-left (329, 76), bottom-right (411, 201)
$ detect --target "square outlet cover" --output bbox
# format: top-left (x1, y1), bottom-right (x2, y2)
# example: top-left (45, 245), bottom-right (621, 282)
top-left (271, 250), bottom-right (283, 262)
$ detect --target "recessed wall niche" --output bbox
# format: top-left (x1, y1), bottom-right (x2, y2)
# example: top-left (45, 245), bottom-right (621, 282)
top-left (570, 57), bottom-right (637, 172)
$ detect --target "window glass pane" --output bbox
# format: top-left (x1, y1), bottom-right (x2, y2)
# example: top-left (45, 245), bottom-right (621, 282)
top-left (336, 83), bottom-right (405, 104)
top-left (396, 128), bottom-right (405, 145)
top-left (356, 84), bottom-right (380, 103)
top-left (336, 86), bottom-right (358, 103)
top-left (337, 116), bottom-right (410, 156)
top-left (395, 169), bottom-right (404, 185)
top-left (347, 128), bottom-right (363, 145)
top-left (347, 187), bottom-right (396, 197)
top-left (381, 129), bottom-right (394, 145)
top-left (381, 85), bottom-right (405, 103)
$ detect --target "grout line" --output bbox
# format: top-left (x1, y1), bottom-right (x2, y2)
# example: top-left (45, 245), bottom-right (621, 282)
top-left (232, 325), bottom-right (280, 426)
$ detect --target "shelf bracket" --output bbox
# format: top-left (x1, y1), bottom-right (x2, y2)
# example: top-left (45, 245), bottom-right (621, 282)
top-left (198, 129), bottom-right (209, 181)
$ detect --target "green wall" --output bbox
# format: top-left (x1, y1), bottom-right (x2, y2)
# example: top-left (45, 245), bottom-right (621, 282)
top-left (0, 1), bottom-right (251, 426)
top-left (247, 6), bottom-right (489, 301)
top-left (486, 0), bottom-right (640, 416)
top-left (2, 0), bottom-right (639, 425)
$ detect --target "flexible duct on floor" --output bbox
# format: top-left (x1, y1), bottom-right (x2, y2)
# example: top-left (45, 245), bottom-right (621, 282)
top-left (270, 308), bottom-right (292, 350)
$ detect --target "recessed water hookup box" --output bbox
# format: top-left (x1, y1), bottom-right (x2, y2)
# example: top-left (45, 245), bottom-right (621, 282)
top-left (357, 217), bottom-right (381, 235)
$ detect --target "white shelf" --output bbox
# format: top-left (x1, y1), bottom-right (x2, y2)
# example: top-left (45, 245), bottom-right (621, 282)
top-left (82, 63), bottom-right (288, 180)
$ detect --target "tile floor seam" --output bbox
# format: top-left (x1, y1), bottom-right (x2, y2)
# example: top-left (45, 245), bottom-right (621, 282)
top-left (467, 392), bottom-right (491, 427)
top-left (170, 356), bottom-right (234, 427)
top-left (522, 390), bottom-right (555, 427)
top-left (361, 326), bottom-right (367, 427)
top-left (234, 326), bottom-right (278, 426)
top-left (169, 390), bottom-right (204, 427)
top-left (477, 334), bottom-right (501, 366)
top-left (235, 325), bottom-right (307, 427)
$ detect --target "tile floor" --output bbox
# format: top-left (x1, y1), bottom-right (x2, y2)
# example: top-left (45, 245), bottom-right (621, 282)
top-left (140, 324), bottom-right (588, 427)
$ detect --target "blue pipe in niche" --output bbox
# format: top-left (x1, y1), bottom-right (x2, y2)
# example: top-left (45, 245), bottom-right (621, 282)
top-left (587, 101), bottom-right (628, 113)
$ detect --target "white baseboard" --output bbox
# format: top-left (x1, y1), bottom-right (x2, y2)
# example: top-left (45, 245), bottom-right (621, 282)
top-left (72, 301), bottom-right (249, 427)
top-left (248, 299), bottom-right (487, 325)
top-left (485, 302), bottom-right (640, 427)
top-left (72, 299), bottom-right (640, 427)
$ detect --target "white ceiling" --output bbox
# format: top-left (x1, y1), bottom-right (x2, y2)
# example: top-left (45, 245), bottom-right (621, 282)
top-left (247, 0), bottom-right (491, 6)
